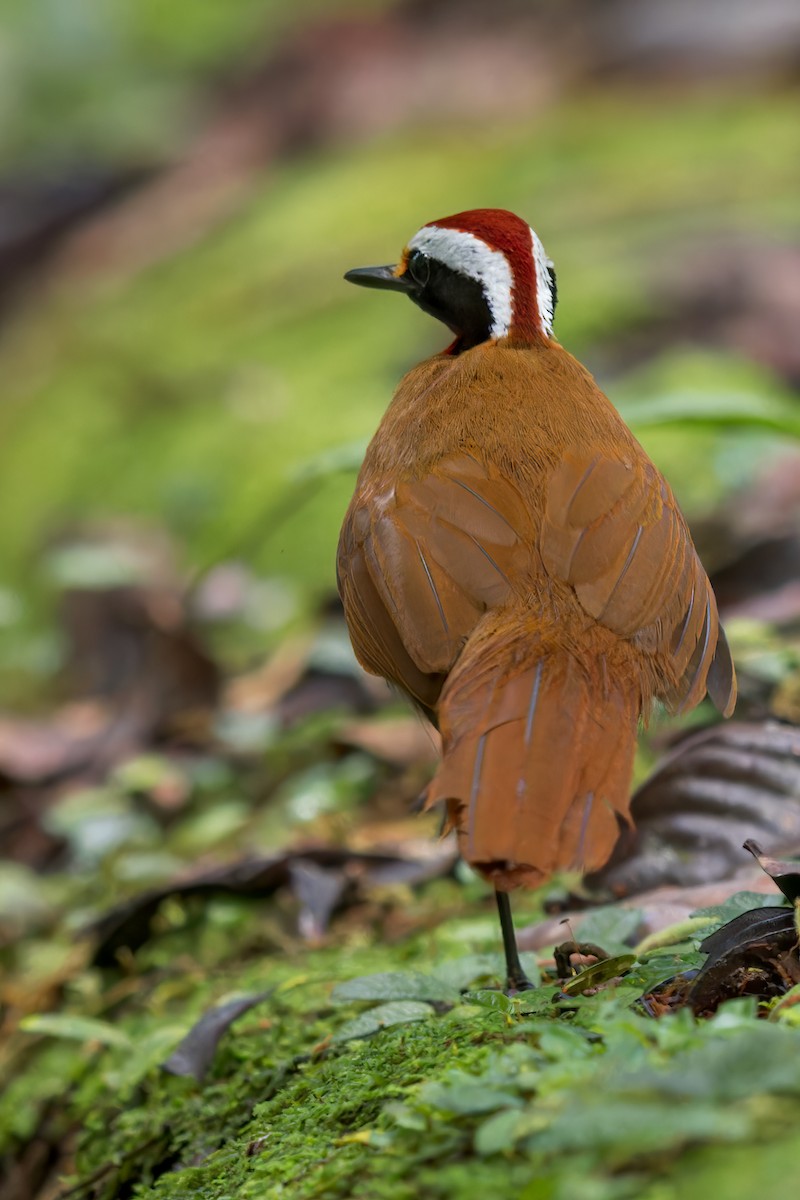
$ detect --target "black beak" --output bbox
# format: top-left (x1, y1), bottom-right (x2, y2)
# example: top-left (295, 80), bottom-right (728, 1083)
top-left (344, 265), bottom-right (414, 293)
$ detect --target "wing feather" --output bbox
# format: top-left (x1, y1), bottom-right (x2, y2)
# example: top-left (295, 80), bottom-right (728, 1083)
top-left (541, 453), bottom-right (735, 715)
top-left (340, 445), bottom-right (735, 719)
top-left (337, 454), bottom-right (533, 701)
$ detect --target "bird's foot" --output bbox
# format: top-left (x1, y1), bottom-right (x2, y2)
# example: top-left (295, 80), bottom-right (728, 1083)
top-left (505, 973), bottom-right (537, 996)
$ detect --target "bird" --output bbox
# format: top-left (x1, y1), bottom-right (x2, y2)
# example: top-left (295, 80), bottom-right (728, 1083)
top-left (337, 208), bottom-right (736, 990)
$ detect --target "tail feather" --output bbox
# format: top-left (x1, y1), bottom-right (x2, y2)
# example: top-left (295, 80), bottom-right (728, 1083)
top-left (426, 633), bottom-right (639, 890)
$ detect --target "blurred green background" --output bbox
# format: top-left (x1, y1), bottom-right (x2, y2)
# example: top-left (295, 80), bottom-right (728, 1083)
top-left (1, 0), bottom-right (799, 703)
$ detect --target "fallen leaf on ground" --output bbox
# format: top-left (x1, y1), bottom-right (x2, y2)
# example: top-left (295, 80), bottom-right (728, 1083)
top-left (519, 867), bottom-right (783, 951)
top-left (162, 990), bottom-right (274, 1082)
top-left (589, 721), bottom-right (800, 897)
top-left (336, 716), bottom-right (440, 767)
top-left (88, 845), bottom-right (456, 965)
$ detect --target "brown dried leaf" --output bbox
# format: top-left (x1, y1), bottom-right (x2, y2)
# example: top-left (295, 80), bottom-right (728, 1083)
top-left (589, 721), bottom-right (800, 897)
top-left (688, 914), bottom-right (799, 1016)
top-left (744, 838), bottom-right (800, 902)
top-left (0, 705), bottom-right (108, 785)
top-left (289, 858), bottom-right (350, 941)
top-left (337, 716), bottom-right (440, 767)
top-left (162, 990), bottom-right (273, 1082)
top-left (224, 635), bottom-right (314, 714)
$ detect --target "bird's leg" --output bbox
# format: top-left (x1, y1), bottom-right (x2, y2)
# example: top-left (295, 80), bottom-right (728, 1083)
top-left (495, 889), bottom-right (535, 993)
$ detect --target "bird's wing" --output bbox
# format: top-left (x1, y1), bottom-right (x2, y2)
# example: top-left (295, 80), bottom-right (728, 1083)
top-left (540, 452), bottom-right (736, 716)
top-left (337, 453), bottom-right (534, 703)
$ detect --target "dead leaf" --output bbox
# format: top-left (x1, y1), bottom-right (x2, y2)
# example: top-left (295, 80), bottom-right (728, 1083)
top-left (687, 912), bottom-right (799, 1016)
top-left (744, 838), bottom-right (800, 903)
top-left (88, 846), bottom-right (456, 965)
top-left (589, 721), bottom-right (800, 897)
top-left (597, 240), bottom-right (800, 385)
top-left (0, 707), bottom-right (108, 785)
top-left (276, 669), bottom-right (377, 727)
top-left (288, 858), bottom-right (350, 941)
top-left (224, 635), bottom-right (315, 714)
top-left (336, 716), bottom-right (440, 767)
top-left (693, 452), bottom-right (800, 624)
top-left (161, 990), bottom-right (273, 1082)
top-left (60, 583), bottom-right (219, 743)
top-left (641, 841), bottom-right (800, 1016)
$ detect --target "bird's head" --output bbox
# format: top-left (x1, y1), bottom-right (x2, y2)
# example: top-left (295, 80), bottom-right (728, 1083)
top-left (345, 208), bottom-right (556, 353)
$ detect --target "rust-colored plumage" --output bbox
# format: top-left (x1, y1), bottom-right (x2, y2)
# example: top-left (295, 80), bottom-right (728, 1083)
top-left (338, 209), bottom-right (735, 910)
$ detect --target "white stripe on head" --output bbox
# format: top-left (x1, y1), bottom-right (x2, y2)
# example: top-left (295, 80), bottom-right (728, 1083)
top-left (407, 225), bottom-right (514, 339)
top-left (530, 228), bottom-right (555, 338)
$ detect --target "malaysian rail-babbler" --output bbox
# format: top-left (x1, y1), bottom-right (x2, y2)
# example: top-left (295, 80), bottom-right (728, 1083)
top-left (337, 208), bottom-right (736, 990)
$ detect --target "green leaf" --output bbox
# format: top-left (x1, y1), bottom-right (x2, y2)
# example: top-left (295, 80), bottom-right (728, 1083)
top-left (560, 955), bottom-right (636, 995)
top-left (422, 1080), bottom-right (523, 1117)
top-left (691, 890), bottom-right (786, 926)
top-left (432, 954), bottom-right (507, 992)
top-left (43, 787), bottom-right (161, 865)
top-left (331, 971), bottom-right (458, 1005)
top-left (571, 906), bottom-right (644, 955)
top-left (627, 948), bottom-right (704, 993)
top-left (474, 1108), bottom-right (525, 1156)
top-left (634, 917), bottom-right (719, 956)
top-left (384, 1101), bottom-right (427, 1132)
top-left (0, 863), bottom-right (54, 931)
top-left (618, 1023), bottom-right (800, 1101)
top-left (103, 1026), bottom-right (191, 1093)
top-left (517, 988), bottom-right (563, 1017)
top-left (614, 352), bottom-right (800, 440)
top-left (767, 982), bottom-right (800, 1026)
top-left (332, 1001), bottom-right (434, 1042)
top-left (464, 989), bottom-right (516, 1015)
top-left (291, 439), bottom-right (368, 482)
top-left (620, 388), bottom-right (800, 437)
top-left (530, 1098), bottom-right (749, 1158)
top-left (19, 1014), bottom-right (132, 1048)
top-left (535, 1024), bottom-right (596, 1062)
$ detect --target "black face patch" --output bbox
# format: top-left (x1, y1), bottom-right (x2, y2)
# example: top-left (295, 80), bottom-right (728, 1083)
top-left (405, 253), bottom-right (494, 352)
top-left (547, 265), bottom-right (558, 317)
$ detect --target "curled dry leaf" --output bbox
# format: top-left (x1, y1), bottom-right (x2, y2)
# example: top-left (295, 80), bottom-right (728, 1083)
top-left (687, 910), bottom-right (799, 1016)
top-left (589, 721), bottom-right (800, 898)
top-left (743, 838), bottom-right (800, 903)
top-left (680, 839), bottom-right (800, 1015)
top-left (60, 582), bottom-right (220, 746)
top-left (697, 449), bottom-right (800, 620)
top-left (162, 990), bottom-right (274, 1082)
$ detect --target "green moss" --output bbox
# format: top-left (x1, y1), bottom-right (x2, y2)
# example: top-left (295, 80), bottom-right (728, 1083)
top-left (43, 962), bottom-right (800, 1199)
top-left (6, 831), bottom-right (800, 1200)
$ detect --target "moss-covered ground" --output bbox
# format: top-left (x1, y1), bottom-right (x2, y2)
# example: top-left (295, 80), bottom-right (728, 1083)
top-left (5, 865), bottom-right (800, 1200)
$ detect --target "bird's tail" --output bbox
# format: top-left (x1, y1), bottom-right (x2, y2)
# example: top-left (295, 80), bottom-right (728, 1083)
top-left (425, 618), bottom-right (641, 890)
